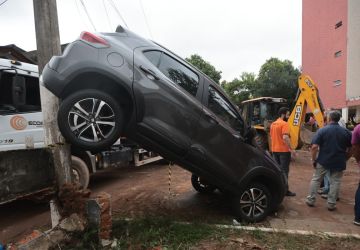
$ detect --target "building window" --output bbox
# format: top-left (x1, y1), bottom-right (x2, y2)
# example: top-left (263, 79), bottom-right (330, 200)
top-left (335, 21), bottom-right (342, 29)
top-left (334, 50), bottom-right (342, 57)
top-left (333, 80), bottom-right (342, 86)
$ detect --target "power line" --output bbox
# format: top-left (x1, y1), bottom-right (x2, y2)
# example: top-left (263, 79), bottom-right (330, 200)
top-left (108, 0), bottom-right (129, 28)
top-left (102, 0), bottom-right (112, 30)
top-left (74, 0), bottom-right (90, 30)
top-left (79, 0), bottom-right (97, 31)
top-left (139, 0), bottom-right (153, 39)
top-left (0, 0), bottom-right (9, 7)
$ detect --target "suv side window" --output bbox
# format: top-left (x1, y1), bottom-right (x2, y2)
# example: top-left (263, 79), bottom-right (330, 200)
top-left (143, 50), bottom-right (161, 67)
top-left (143, 50), bottom-right (199, 97)
top-left (208, 86), bottom-right (244, 133)
top-left (158, 53), bottom-right (199, 97)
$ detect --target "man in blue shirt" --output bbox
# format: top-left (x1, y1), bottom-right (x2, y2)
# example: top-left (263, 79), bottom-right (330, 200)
top-left (306, 111), bottom-right (352, 211)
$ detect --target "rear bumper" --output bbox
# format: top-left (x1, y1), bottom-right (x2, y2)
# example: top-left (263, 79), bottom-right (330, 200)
top-left (41, 64), bottom-right (66, 97)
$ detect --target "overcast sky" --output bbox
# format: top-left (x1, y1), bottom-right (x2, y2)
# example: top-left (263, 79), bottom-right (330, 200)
top-left (0, 0), bottom-right (302, 81)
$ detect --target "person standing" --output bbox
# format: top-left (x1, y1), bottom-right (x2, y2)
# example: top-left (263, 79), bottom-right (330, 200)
top-left (351, 124), bottom-right (360, 226)
top-left (306, 111), bottom-right (352, 210)
top-left (270, 107), bottom-right (296, 196)
top-left (319, 112), bottom-right (347, 199)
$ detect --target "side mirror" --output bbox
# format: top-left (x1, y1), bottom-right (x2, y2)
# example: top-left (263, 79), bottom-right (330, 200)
top-left (0, 104), bottom-right (17, 115)
top-left (244, 126), bottom-right (257, 144)
top-left (12, 75), bottom-right (26, 107)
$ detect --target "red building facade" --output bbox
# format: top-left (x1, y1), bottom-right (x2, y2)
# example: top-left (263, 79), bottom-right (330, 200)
top-left (302, 0), bottom-right (347, 109)
top-left (302, 0), bottom-right (360, 122)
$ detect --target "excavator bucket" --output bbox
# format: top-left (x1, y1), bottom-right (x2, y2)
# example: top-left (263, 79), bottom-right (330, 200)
top-left (300, 125), bottom-right (316, 145)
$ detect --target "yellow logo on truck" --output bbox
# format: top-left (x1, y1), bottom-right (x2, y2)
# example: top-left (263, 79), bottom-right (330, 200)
top-left (10, 115), bottom-right (27, 130)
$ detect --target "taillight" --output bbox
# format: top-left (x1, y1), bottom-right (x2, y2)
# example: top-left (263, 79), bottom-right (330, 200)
top-left (80, 31), bottom-right (109, 47)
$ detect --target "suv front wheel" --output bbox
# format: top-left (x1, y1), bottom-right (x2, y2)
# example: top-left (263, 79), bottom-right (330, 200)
top-left (58, 89), bottom-right (124, 152)
top-left (234, 182), bottom-right (272, 222)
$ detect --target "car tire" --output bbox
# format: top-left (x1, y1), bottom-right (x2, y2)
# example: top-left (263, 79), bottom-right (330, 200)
top-left (71, 156), bottom-right (90, 189)
top-left (234, 182), bottom-right (272, 223)
top-left (191, 174), bottom-right (216, 194)
top-left (58, 89), bottom-right (124, 152)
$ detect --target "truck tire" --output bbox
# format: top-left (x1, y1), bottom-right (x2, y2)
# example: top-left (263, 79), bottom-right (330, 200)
top-left (71, 156), bottom-right (90, 189)
top-left (252, 132), bottom-right (269, 151)
top-left (58, 89), bottom-right (124, 152)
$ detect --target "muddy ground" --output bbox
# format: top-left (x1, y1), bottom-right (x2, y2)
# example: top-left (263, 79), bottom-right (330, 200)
top-left (1, 150), bottom-right (360, 244)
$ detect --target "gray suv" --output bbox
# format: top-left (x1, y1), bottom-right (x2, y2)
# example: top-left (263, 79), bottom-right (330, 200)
top-left (42, 26), bottom-right (286, 222)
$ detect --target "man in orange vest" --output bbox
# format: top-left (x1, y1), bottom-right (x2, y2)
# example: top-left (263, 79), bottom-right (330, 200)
top-left (270, 107), bottom-right (296, 196)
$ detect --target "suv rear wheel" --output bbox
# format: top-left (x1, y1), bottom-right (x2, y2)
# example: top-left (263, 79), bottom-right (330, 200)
top-left (58, 89), bottom-right (124, 152)
top-left (191, 174), bottom-right (216, 194)
top-left (234, 182), bottom-right (272, 222)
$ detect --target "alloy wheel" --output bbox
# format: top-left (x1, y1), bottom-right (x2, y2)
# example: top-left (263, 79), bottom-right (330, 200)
top-left (239, 187), bottom-right (268, 219)
top-left (68, 98), bottom-right (116, 142)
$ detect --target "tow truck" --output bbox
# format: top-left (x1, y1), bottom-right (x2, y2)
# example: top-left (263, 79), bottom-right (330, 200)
top-left (240, 74), bottom-right (325, 151)
top-left (0, 59), bottom-right (162, 204)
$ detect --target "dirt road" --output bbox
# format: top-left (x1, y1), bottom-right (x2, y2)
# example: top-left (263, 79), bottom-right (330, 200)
top-left (1, 151), bottom-right (360, 244)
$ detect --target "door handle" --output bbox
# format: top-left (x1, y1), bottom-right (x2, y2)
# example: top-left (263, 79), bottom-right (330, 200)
top-left (139, 65), bottom-right (159, 80)
top-left (204, 112), bottom-right (218, 125)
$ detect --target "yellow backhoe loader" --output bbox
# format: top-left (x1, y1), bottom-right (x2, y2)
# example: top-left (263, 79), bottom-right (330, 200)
top-left (240, 74), bottom-right (325, 151)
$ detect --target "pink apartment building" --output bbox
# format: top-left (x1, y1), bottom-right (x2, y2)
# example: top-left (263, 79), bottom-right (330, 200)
top-left (302, 0), bottom-right (360, 123)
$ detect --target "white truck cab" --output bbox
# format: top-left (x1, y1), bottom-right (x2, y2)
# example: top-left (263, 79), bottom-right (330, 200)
top-left (0, 59), bottom-right (44, 151)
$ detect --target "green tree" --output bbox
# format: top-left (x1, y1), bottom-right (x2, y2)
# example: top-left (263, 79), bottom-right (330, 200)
top-left (256, 58), bottom-right (300, 106)
top-left (186, 54), bottom-right (222, 84)
top-left (222, 72), bottom-right (257, 104)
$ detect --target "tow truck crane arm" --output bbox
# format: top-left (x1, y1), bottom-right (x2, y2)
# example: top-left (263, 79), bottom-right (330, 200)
top-left (287, 74), bottom-right (325, 149)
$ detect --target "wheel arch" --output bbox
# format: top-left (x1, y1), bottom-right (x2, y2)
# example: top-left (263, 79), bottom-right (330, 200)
top-left (59, 71), bottom-right (134, 123)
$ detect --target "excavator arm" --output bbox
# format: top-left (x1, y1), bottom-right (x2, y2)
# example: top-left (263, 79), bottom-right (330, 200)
top-left (287, 74), bottom-right (325, 149)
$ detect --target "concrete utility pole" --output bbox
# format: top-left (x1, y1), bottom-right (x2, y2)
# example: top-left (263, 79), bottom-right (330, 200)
top-left (33, 0), bottom-right (72, 224)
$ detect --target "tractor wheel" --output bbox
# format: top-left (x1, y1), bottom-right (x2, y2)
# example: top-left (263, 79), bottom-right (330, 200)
top-left (252, 132), bottom-right (269, 151)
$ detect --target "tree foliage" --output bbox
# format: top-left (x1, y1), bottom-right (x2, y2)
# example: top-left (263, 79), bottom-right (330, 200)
top-left (185, 54), bottom-right (299, 106)
top-left (185, 54), bottom-right (222, 84)
top-left (256, 58), bottom-right (300, 105)
top-left (221, 72), bottom-right (257, 104)
top-left (222, 57), bottom-right (300, 106)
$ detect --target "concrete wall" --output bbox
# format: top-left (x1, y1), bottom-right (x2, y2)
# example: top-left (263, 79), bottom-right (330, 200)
top-left (302, 0), bottom-right (347, 109)
top-left (346, 0), bottom-right (360, 102)
top-left (0, 149), bottom-right (55, 204)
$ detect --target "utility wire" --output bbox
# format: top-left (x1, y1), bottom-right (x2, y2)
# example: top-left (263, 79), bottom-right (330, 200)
top-left (79, 0), bottom-right (97, 31)
top-left (74, 0), bottom-right (90, 30)
top-left (139, 0), bottom-right (153, 39)
top-left (0, 0), bottom-right (9, 7)
top-left (109, 0), bottom-right (129, 28)
top-left (102, 0), bottom-right (112, 30)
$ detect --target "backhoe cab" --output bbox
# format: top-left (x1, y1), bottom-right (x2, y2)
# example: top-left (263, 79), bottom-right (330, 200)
top-left (240, 97), bottom-right (287, 150)
top-left (240, 74), bottom-right (325, 151)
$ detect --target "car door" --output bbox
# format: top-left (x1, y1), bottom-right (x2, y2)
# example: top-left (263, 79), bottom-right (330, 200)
top-left (186, 79), bottom-right (257, 189)
top-left (132, 47), bottom-right (203, 157)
